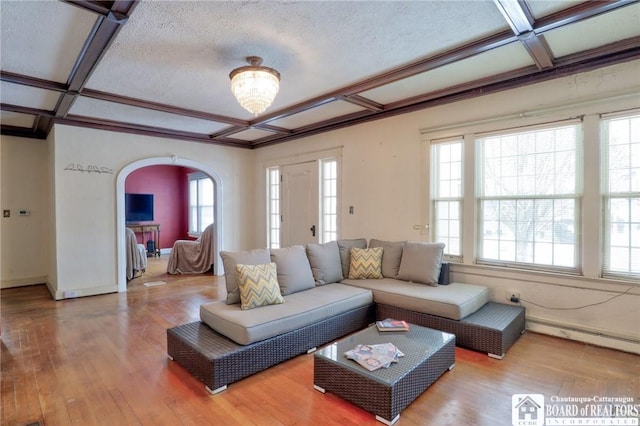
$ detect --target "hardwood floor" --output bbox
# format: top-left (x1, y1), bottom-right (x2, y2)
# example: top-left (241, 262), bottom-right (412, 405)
top-left (2, 257), bottom-right (639, 426)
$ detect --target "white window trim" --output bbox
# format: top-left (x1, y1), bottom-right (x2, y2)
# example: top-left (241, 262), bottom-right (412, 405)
top-left (430, 137), bottom-right (464, 261)
top-left (422, 103), bottom-right (640, 285)
top-left (600, 110), bottom-right (640, 280)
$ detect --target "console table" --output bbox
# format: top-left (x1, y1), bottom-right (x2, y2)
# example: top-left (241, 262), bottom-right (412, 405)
top-left (127, 223), bottom-right (160, 257)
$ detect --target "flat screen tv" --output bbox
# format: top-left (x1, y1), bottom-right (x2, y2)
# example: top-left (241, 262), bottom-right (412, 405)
top-left (125, 193), bottom-right (154, 223)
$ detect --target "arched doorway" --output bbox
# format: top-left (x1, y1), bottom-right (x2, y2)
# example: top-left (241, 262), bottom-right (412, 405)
top-left (116, 156), bottom-right (223, 292)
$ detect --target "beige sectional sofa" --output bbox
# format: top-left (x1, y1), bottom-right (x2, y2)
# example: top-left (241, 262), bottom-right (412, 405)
top-left (200, 283), bottom-right (373, 346)
top-left (167, 238), bottom-right (525, 393)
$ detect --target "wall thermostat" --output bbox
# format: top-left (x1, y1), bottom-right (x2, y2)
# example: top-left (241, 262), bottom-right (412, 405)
top-left (18, 209), bottom-right (30, 216)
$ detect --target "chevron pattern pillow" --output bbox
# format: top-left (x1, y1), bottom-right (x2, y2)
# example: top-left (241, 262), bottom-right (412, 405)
top-left (236, 262), bottom-right (285, 310)
top-left (348, 247), bottom-right (383, 279)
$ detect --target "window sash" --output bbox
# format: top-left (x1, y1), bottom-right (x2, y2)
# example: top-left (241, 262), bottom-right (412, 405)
top-left (477, 196), bottom-right (580, 272)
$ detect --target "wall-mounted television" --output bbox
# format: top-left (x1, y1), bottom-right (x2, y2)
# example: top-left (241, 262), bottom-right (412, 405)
top-left (125, 193), bottom-right (154, 223)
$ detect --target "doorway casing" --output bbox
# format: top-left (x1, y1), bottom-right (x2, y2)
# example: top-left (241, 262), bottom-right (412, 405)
top-left (116, 156), bottom-right (223, 292)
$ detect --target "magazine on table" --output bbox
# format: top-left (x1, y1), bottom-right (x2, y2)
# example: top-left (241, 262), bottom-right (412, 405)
top-left (344, 343), bottom-right (405, 371)
top-left (376, 318), bottom-right (409, 332)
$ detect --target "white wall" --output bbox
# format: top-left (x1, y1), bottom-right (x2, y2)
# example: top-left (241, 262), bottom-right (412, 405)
top-left (48, 125), bottom-right (255, 299)
top-left (0, 136), bottom-right (49, 288)
top-left (254, 60), bottom-right (640, 351)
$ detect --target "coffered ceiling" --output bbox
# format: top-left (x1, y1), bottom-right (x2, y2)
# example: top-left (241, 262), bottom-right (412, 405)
top-left (1, 0), bottom-right (639, 149)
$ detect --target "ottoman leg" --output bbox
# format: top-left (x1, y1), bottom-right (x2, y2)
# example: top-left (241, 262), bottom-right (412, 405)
top-left (376, 414), bottom-right (400, 425)
top-left (205, 385), bottom-right (227, 395)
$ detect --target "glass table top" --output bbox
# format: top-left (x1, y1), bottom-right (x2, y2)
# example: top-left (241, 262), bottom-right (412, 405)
top-left (315, 323), bottom-right (455, 385)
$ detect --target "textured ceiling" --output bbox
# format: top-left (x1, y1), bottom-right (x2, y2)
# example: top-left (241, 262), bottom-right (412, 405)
top-left (1, 0), bottom-right (639, 148)
top-left (85, 0), bottom-right (507, 116)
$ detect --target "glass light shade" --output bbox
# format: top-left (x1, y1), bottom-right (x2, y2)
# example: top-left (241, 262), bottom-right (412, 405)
top-left (230, 58), bottom-right (280, 116)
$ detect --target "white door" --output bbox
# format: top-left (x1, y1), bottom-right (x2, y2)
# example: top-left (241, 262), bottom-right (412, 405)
top-left (281, 161), bottom-right (318, 246)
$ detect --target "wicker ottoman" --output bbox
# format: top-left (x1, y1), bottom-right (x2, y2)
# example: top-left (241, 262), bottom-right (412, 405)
top-left (314, 324), bottom-right (455, 425)
top-left (377, 301), bottom-right (525, 359)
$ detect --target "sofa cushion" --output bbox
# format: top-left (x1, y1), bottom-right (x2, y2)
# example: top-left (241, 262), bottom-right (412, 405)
top-left (270, 245), bottom-right (315, 295)
top-left (348, 247), bottom-right (383, 279)
top-left (397, 242), bottom-right (445, 286)
top-left (369, 239), bottom-right (405, 278)
top-left (200, 283), bottom-right (373, 345)
top-left (306, 241), bottom-right (344, 285)
top-left (221, 248), bottom-right (271, 304)
top-left (337, 238), bottom-right (367, 278)
top-left (236, 263), bottom-right (285, 310)
top-left (341, 278), bottom-right (490, 320)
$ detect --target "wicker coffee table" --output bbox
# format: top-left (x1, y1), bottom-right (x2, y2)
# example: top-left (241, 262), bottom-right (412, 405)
top-left (314, 323), bottom-right (455, 425)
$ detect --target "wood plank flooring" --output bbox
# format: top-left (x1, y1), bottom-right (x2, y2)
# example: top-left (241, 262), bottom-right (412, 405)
top-left (1, 256), bottom-right (639, 426)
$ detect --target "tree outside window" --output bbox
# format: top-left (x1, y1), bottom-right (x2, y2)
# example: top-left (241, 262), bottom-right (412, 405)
top-left (477, 123), bottom-right (582, 271)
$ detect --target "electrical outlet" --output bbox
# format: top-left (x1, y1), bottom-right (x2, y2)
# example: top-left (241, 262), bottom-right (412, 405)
top-left (64, 290), bottom-right (80, 299)
top-left (506, 290), bottom-right (520, 301)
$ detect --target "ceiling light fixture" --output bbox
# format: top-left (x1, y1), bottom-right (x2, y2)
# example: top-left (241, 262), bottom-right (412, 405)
top-left (229, 56), bottom-right (280, 116)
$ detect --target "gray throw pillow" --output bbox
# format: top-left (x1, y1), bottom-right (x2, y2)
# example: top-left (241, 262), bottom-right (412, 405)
top-left (369, 239), bottom-right (405, 278)
top-left (306, 241), bottom-right (344, 285)
top-left (337, 238), bottom-right (367, 279)
top-left (221, 248), bottom-right (271, 304)
top-left (397, 242), bottom-right (445, 286)
top-left (270, 245), bottom-right (316, 295)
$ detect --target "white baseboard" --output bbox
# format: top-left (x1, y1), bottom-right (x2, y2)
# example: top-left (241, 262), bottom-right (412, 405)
top-left (526, 316), bottom-right (640, 354)
top-left (54, 284), bottom-right (118, 300)
top-left (1, 276), bottom-right (47, 289)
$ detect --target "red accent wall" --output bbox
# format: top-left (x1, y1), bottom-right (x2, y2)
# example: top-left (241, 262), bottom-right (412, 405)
top-left (125, 165), bottom-right (191, 249)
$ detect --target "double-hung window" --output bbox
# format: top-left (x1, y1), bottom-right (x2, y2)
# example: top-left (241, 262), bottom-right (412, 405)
top-left (601, 113), bottom-right (640, 279)
top-left (431, 138), bottom-right (463, 258)
top-left (476, 122), bottom-right (582, 272)
top-left (188, 172), bottom-right (214, 235)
